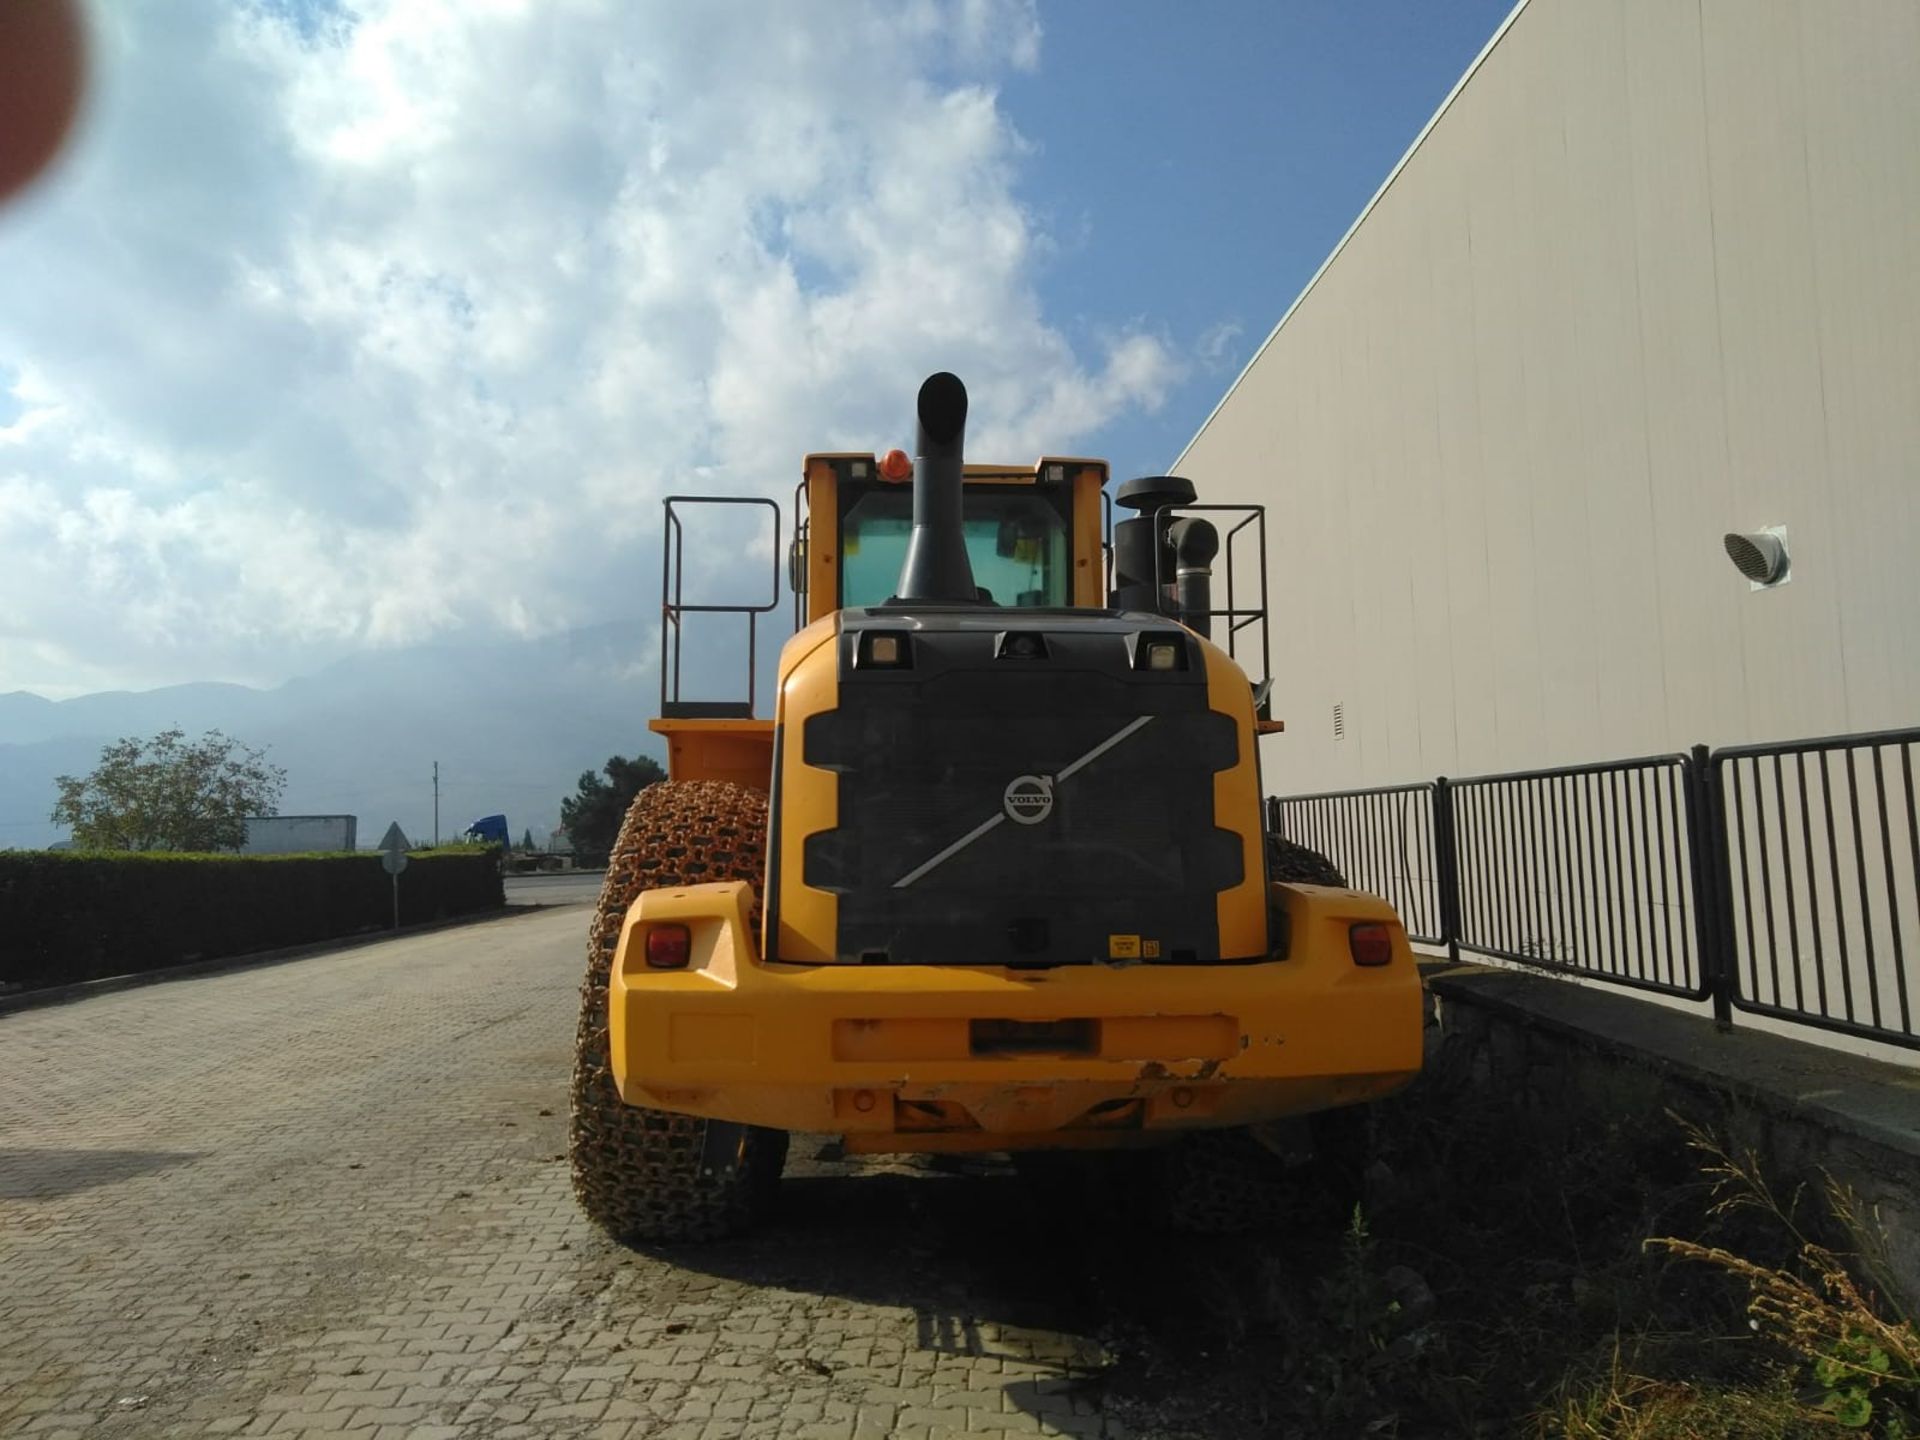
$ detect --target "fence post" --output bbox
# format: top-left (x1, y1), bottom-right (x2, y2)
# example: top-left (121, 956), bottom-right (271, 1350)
top-left (1433, 777), bottom-right (1461, 963)
top-left (1686, 742), bottom-right (1736, 1031)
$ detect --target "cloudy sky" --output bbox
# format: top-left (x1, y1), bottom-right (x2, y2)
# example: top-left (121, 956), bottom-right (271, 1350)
top-left (0, 0), bottom-right (1511, 699)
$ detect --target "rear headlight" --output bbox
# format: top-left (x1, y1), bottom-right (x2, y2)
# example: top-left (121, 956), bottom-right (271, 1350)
top-left (1349, 923), bottom-right (1394, 967)
top-left (858, 631), bottom-right (911, 668)
top-left (996, 631), bottom-right (1048, 660)
top-left (645, 923), bottom-right (692, 969)
top-left (1128, 632), bottom-right (1188, 671)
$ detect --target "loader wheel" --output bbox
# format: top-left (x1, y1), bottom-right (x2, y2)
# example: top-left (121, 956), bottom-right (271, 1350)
top-left (1153, 1128), bottom-right (1297, 1235)
top-left (1267, 836), bottom-right (1347, 887)
top-left (1151, 839), bottom-right (1350, 1233)
top-left (569, 779), bottom-right (788, 1242)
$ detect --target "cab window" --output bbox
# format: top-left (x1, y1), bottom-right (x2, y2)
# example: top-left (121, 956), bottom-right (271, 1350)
top-left (839, 486), bottom-right (1071, 608)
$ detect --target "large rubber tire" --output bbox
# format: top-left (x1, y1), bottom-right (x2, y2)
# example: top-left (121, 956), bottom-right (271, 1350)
top-left (569, 779), bottom-right (788, 1242)
top-left (1268, 835), bottom-right (1347, 887)
top-left (1152, 1129), bottom-right (1297, 1235)
top-left (1142, 837), bottom-right (1356, 1233)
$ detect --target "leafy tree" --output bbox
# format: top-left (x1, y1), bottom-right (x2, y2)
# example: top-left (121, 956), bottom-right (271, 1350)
top-left (51, 727), bottom-right (288, 852)
top-left (560, 754), bottom-right (666, 865)
top-left (521, 827), bottom-right (536, 852)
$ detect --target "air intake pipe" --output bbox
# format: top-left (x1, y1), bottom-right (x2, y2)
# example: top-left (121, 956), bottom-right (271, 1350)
top-left (1110, 474), bottom-right (1217, 633)
top-left (889, 372), bottom-right (981, 605)
top-left (1167, 515), bottom-right (1220, 639)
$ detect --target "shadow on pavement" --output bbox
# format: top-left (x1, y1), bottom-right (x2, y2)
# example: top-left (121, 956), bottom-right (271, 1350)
top-left (637, 1143), bottom-right (1334, 1440)
top-left (0, 1147), bottom-right (203, 1199)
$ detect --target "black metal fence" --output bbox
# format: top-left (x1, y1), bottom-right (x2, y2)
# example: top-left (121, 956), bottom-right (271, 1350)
top-left (1268, 784), bottom-right (1447, 945)
top-left (1267, 726), bottom-right (1920, 1053)
top-left (1710, 729), bottom-right (1920, 1049)
top-left (1451, 755), bottom-right (1706, 1001)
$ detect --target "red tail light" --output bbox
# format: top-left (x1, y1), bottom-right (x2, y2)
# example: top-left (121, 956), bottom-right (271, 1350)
top-left (645, 923), bottom-right (692, 969)
top-left (1349, 923), bottom-right (1394, 967)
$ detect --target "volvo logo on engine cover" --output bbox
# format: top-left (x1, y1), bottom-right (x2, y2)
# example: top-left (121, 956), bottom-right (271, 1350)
top-left (1003, 774), bottom-right (1054, 825)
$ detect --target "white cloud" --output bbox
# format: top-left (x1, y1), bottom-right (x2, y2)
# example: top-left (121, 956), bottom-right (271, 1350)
top-left (1196, 318), bottom-right (1245, 369)
top-left (0, 0), bottom-right (1174, 696)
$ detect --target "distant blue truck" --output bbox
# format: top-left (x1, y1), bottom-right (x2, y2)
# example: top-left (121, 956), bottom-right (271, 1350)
top-left (462, 814), bottom-right (511, 852)
top-left (463, 815), bottom-right (570, 871)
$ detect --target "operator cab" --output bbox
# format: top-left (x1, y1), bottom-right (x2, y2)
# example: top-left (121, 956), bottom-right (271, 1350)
top-left (841, 481), bottom-right (1072, 608)
top-left (790, 453), bottom-right (1111, 623)
top-left (652, 404), bottom-right (1272, 725)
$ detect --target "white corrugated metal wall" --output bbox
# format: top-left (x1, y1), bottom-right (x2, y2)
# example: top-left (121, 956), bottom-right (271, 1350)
top-left (1180, 0), bottom-right (1920, 797)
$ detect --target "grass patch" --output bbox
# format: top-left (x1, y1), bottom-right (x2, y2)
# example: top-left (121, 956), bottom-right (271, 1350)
top-left (1094, 1059), bottom-right (1916, 1438)
top-left (1322, 1069), bottom-right (1911, 1437)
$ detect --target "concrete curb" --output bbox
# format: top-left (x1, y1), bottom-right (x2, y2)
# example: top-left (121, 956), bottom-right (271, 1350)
top-left (1421, 960), bottom-right (1920, 1310)
top-left (1423, 963), bottom-right (1920, 1168)
top-left (0, 903), bottom-right (555, 1018)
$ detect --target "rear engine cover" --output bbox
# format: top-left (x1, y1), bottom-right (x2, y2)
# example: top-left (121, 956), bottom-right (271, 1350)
top-left (800, 609), bottom-right (1242, 965)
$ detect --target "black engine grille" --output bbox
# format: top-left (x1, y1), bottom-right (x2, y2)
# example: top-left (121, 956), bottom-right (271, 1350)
top-left (802, 650), bottom-right (1242, 965)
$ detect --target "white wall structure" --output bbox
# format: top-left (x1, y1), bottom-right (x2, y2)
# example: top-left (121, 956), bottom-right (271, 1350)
top-left (240, 815), bottom-right (358, 855)
top-left (1179, 0), bottom-right (1920, 798)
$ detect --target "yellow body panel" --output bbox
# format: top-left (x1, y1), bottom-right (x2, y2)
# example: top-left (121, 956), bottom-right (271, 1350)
top-left (609, 878), bottom-right (1423, 1151)
top-left (803, 459), bottom-right (840, 626)
top-left (1068, 465), bottom-right (1104, 608)
top-left (649, 718), bottom-right (773, 788)
top-left (1199, 635), bottom-right (1272, 959)
top-left (771, 617), bottom-right (839, 962)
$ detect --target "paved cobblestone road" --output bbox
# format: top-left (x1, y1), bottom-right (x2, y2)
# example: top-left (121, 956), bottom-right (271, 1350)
top-left (2, 901), bottom-right (1275, 1440)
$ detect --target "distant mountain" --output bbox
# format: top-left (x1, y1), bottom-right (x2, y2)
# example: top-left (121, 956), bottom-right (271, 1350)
top-left (0, 691), bottom-right (58, 739)
top-left (0, 683), bottom-right (270, 747)
top-left (0, 620), bottom-right (734, 851)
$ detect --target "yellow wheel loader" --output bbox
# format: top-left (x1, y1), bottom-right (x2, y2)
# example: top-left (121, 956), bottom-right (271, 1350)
top-left (570, 372), bottom-right (1423, 1241)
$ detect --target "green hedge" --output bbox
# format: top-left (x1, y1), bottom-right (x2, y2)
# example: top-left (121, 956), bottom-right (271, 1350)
top-left (0, 847), bottom-right (506, 993)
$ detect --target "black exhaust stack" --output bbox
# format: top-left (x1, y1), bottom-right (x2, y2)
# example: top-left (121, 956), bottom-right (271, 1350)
top-left (889, 372), bottom-right (981, 605)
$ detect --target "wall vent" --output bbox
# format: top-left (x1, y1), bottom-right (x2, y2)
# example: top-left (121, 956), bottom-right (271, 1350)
top-left (1333, 703), bottom-right (1345, 740)
top-left (1723, 525), bottom-right (1791, 589)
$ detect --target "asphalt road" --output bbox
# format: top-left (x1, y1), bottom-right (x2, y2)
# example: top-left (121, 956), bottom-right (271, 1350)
top-left (0, 888), bottom-right (1280, 1440)
top-left (502, 871), bottom-right (607, 909)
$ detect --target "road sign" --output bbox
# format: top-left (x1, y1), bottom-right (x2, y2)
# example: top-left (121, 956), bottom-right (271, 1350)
top-left (379, 822), bottom-right (410, 877)
top-left (378, 822), bottom-right (409, 926)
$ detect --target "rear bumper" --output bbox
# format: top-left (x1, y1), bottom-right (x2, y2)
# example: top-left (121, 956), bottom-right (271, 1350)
top-left (608, 881), bottom-right (1423, 1149)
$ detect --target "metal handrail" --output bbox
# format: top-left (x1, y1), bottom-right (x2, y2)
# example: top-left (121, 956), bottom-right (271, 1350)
top-left (659, 495), bottom-right (782, 718)
top-left (1148, 502), bottom-right (1271, 688)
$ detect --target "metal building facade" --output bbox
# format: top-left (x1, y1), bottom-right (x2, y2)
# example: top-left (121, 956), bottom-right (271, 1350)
top-left (1178, 0), bottom-right (1920, 797)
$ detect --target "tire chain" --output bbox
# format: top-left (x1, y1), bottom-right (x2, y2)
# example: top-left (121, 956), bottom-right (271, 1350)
top-left (568, 779), bottom-right (786, 1242)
